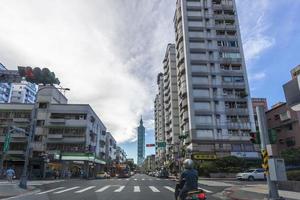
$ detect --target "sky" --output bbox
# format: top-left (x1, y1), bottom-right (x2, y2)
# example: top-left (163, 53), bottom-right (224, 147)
top-left (0, 0), bottom-right (299, 163)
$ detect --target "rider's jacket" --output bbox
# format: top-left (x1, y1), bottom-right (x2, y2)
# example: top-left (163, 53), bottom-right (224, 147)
top-left (180, 169), bottom-right (198, 190)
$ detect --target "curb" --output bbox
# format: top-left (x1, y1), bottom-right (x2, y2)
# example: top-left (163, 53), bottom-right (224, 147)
top-left (2, 188), bottom-right (40, 200)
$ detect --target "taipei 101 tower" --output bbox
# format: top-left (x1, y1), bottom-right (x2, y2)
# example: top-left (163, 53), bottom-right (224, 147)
top-left (137, 117), bottom-right (145, 166)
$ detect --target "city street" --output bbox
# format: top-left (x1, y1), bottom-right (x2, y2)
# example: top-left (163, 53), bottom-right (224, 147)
top-left (2, 174), bottom-right (273, 200)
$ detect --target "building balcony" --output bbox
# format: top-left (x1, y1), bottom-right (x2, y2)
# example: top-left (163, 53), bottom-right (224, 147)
top-left (32, 142), bottom-right (45, 151)
top-left (48, 134), bottom-right (63, 139)
top-left (48, 118), bottom-right (66, 124)
top-left (13, 118), bottom-right (30, 123)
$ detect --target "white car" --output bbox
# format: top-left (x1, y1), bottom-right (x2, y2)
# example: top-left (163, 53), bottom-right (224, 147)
top-left (236, 168), bottom-right (266, 181)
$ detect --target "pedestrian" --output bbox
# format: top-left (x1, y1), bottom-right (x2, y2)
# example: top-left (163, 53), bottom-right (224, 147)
top-left (6, 167), bottom-right (15, 183)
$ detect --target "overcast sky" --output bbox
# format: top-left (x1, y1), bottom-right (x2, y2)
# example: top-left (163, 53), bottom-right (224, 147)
top-left (0, 0), bottom-right (299, 161)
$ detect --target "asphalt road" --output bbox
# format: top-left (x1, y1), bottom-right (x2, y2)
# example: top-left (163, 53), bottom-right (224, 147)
top-left (10, 174), bottom-right (266, 200)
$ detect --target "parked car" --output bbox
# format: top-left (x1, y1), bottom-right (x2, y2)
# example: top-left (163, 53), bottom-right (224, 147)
top-left (96, 172), bottom-right (110, 179)
top-left (236, 168), bottom-right (266, 181)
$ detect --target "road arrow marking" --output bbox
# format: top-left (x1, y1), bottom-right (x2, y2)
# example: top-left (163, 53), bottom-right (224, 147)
top-left (134, 186), bottom-right (140, 192)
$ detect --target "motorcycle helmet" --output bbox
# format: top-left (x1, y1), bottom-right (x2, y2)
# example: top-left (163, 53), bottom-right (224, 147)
top-left (183, 159), bottom-right (194, 169)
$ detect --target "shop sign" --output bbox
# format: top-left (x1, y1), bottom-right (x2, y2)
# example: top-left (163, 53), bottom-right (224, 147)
top-left (191, 153), bottom-right (217, 160)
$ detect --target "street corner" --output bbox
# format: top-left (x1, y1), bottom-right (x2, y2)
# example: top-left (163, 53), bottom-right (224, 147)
top-left (0, 183), bottom-right (39, 199)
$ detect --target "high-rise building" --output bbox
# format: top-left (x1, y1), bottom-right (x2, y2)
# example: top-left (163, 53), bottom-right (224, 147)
top-left (154, 73), bottom-right (166, 166)
top-left (174, 0), bottom-right (256, 158)
top-left (163, 44), bottom-right (180, 163)
top-left (0, 63), bottom-right (11, 103)
top-left (9, 80), bottom-right (36, 103)
top-left (137, 117), bottom-right (145, 166)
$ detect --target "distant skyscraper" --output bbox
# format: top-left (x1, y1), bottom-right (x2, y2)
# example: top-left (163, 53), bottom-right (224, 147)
top-left (9, 80), bottom-right (36, 103)
top-left (137, 117), bottom-right (145, 166)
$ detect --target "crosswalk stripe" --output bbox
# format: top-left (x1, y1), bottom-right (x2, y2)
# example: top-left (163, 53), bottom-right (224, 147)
top-left (164, 186), bottom-right (175, 192)
top-left (134, 179), bottom-right (137, 181)
top-left (95, 185), bottom-right (111, 192)
top-left (114, 186), bottom-right (125, 192)
top-left (142, 179), bottom-right (145, 180)
top-left (198, 187), bottom-right (213, 193)
top-left (126, 179), bottom-right (129, 181)
top-left (149, 186), bottom-right (160, 192)
top-left (36, 187), bottom-right (65, 195)
top-left (75, 186), bottom-right (96, 193)
top-left (134, 186), bottom-right (140, 192)
top-left (54, 186), bottom-right (80, 194)
top-left (156, 179), bottom-right (160, 180)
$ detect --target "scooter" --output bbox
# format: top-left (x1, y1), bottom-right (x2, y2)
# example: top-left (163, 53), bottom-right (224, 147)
top-left (175, 179), bottom-right (207, 200)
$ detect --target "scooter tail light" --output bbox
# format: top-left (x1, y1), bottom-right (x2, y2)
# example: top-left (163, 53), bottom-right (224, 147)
top-left (197, 193), bottom-right (206, 199)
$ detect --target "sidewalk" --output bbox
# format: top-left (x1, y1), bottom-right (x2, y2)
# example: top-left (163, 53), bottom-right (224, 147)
top-left (0, 182), bottom-right (37, 199)
top-left (223, 184), bottom-right (300, 200)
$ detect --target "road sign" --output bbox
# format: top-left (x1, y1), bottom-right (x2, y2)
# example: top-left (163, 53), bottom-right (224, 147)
top-left (156, 142), bottom-right (166, 148)
top-left (146, 144), bottom-right (155, 147)
top-left (191, 153), bottom-right (217, 160)
top-left (3, 132), bottom-right (11, 152)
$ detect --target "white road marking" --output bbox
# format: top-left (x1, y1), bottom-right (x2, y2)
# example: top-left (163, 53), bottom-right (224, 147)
top-left (36, 187), bottom-right (65, 195)
top-left (149, 186), bottom-right (160, 192)
top-left (134, 186), bottom-right (140, 192)
top-left (114, 186), bottom-right (125, 192)
top-left (126, 179), bottom-right (129, 181)
top-left (198, 187), bottom-right (213, 193)
top-left (75, 186), bottom-right (96, 193)
top-left (54, 186), bottom-right (80, 194)
top-left (95, 185), bottom-right (111, 192)
top-left (156, 179), bottom-right (160, 180)
top-left (164, 186), bottom-right (175, 192)
top-left (134, 179), bottom-right (137, 181)
top-left (142, 178), bottom-right (145, 181)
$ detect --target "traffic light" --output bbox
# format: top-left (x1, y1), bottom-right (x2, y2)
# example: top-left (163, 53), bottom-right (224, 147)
top-left (18, 66), bottom-right (60, 85)
top-left (261, 149), bottom-right (269, 174)
top-left (249, 132), bottom-right (261, 144)
top-left (250, 132), bottom-right (257, 144)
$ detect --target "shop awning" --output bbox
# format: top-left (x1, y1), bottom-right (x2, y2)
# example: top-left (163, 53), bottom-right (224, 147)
top-left (61, 153), bottom-right (106, 165)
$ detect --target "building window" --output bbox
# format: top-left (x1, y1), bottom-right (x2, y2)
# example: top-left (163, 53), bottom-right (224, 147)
top-left (36, 120), bottom-right (45, 127)
top-left (286, 137), bottom-right (296, 147)
top-left (39, 103), bottom-right (48, 109)
top-left (232, 144), bottom-right (242, 151)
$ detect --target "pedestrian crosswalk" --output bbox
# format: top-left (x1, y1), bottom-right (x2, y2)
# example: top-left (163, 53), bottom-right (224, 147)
top-left (36, 185), bottom-right (176, 195)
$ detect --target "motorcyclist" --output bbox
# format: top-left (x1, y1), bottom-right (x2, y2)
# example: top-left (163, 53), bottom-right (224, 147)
top-left (177, 159), bottom-right (198, 200)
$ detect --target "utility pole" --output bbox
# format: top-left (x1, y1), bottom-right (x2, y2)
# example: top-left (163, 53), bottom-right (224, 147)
top-left (0, 124), bottom-right (12, 177)
top-left (256, 106), bottom-right (280, 200)
top-left (19, 101), bottom-right (37, 189)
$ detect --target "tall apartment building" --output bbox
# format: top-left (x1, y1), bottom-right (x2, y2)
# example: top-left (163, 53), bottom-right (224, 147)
top-left (163, 44), bottom-right (180, 162)
top-left (174, 0), bottom-right (256, 158)
top-left (9, 80), bottom-right (36, 103)
top-left (0, 86), bottom-right (107, 178)
top-left (154, 73), bottom-right (166, 165)
top-left (0, 63), bottom-right (11, 103)
top-left (137, 118), bottom-right (145, 166)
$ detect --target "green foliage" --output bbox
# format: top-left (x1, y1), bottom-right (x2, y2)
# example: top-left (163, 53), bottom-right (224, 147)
top-left (281, 148), bottom-right (300, 165)
top-left (197, 156), bottom-right (249, 176)
top-left (215, 156), bottom-right (247, 173)
top-left (287, 170), bottom-right (300, 181)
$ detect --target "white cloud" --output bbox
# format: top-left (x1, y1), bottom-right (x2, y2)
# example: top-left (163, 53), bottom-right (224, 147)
top-left (249, 72), bottom-right (266, 81)
top-left (0, 0), bottom-right (174, 143)
top-left (236, 0), bottom-right (275, 62)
